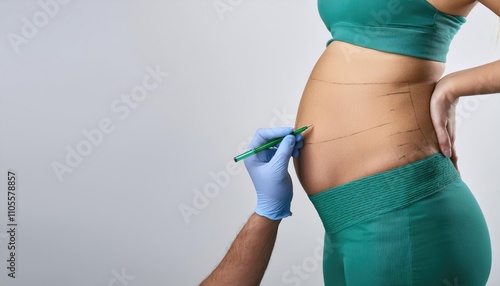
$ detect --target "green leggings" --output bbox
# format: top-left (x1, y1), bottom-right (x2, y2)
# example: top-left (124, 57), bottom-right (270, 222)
top-left (309, 154), bottom-right (491, 285)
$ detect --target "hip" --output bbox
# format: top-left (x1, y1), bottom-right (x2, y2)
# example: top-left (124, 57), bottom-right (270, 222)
top-left (315, 154), bottom-right (491, 285)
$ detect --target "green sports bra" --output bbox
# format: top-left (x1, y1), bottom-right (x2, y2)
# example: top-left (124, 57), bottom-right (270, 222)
top-left (318, 0), bottom-right (466, 62)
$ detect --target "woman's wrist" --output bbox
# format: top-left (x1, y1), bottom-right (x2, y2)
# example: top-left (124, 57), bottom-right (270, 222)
top-left (438, 60), bottom-right (500, 99)
top-left (436, 74), bottom-right (461, 103)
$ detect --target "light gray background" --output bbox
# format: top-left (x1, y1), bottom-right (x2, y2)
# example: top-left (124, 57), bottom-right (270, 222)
top-left (0, 0), bottom-right (499, 285)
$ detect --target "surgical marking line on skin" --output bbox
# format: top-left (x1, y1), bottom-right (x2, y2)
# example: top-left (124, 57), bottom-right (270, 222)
top-left (380, 91), bottom-right (409, 97)
top-left (305, 122), bottom-right (391, 144)
top-left (389, 128), bottom-right (421, 136)
top-left (309, 78), bottom-right (409, 85)
top-left (398, 147), bottom-right (423, 160)
top-left (408, 82), bottom-right (432, 148)
top-left (309, 78), bottom-right (437, 86)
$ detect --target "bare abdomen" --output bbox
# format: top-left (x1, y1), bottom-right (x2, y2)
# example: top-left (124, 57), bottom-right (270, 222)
top-left (294, 41), bottom-right (445, 195)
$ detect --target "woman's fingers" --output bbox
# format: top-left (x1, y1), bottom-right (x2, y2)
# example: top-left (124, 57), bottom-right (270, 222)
top-left (430, 83), bottom-right (457, 159)
top-left (431, 104), bottom-right (452, 158)
top-left (446, 115), bottom-right (460, 172)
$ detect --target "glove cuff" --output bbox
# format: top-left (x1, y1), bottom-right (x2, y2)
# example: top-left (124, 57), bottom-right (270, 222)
top-left (254, 204), bottom-right (292, 221)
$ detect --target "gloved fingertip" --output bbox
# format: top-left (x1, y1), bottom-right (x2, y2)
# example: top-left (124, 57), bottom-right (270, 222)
top-left (285, 135), bottom-right (295, 147)
top-left (294, 139), bottom-right (304, 150)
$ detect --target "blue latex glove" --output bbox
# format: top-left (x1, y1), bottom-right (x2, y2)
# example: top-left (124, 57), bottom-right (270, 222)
top-left (244, 127), bottom-right (304, 220)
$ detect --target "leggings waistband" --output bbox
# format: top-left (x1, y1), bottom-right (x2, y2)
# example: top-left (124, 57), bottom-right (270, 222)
top-left (309, 153), bottom-right (461, 234)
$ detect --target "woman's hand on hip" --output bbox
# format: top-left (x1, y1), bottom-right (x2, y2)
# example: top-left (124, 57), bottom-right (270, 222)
top-left (430, 76), bottom-right (460, 171)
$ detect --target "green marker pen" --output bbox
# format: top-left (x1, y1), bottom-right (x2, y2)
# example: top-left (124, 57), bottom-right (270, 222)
top-left (233, 125), bottom-right (312, 162)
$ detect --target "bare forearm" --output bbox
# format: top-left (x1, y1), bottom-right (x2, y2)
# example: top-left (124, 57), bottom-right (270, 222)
top-left (201, 213), bottom-right (281, 286)
top-left (443, 60), bottom-right (500, 99)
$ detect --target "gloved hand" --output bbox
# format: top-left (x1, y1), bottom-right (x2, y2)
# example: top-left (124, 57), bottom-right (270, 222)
top-left (244, 127), bottom-right (304, 220)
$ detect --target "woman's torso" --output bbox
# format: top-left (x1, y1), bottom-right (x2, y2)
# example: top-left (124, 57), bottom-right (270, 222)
top-left (294, 0), bottom-right (477, 195)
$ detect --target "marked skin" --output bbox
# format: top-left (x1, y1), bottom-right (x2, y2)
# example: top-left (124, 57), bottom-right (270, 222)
top-left (294, 0), bottom-right (500, 195)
